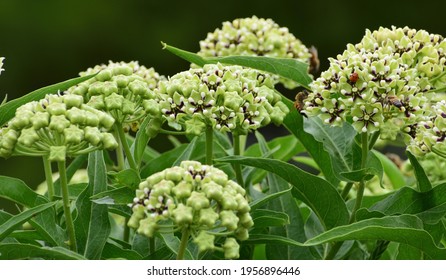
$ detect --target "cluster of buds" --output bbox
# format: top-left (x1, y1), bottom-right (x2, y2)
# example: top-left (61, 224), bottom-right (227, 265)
top-left (0, 93), bottom-right (117, 161)
top-left (197, 16), bottom-right (316, 88)
top-left (68, 61), bottom-right (165, 132)
top-left (128, 160), bottom-right (253, 259)
top-left (300, 26), bottom-right (446, 145)
top-left (154, 63), bottom-right (289, 135)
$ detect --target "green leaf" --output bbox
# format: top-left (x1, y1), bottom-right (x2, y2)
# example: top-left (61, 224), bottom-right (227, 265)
top-left (244, 234), bottom-right (304, 247)
top-left (0, 176), bottom-right (64, 246)
top-left (282, 98), bottom-right (339, 186)
top-left (340, 150), bottom-right (383, 183)
top-left (266, 174), bottom-right (315, 259)
top-left (162, 43), bottom-right (312, 88)
top-left (216, 156), bottom-right (349, 230)
top-left (0, 244), bottom-right (86, 260)
top-left (244, 132), bottom-right (305, 185)
top-left (357, 183), bottom-right (446, 224)
top-left (74, 151), bottom-right (111, 259)
top-left (0, 210), bottom-right (12, 225)
top-left (0, 176), bottom-right (48, 207)
top-left (131, 116), bottom-right (152, 166)
top-left (396, 244), bottom-right (423, 260)
top-left (91, 187), bottom-right (135, 205)
top-left (249, 187), bottom-right (292, 211)
top-left (406, 151), bottom-right (432, 192)
top-left (140, 144), bottom-right (188, 178)
top-left (373, 150), bottom-right (406, 189)
top-left (8, 230), bottom-right (46, 244)
top-left (102, 242), bottom-right (143, 260)
top-left (251, 209), bottom-right (289, 228)
top-left (0, 202), bottom-right (56, 241)
top-left (173, 135), bottom-right (199, 166)
top-left (108, 168), bottom-right (141, 190)
top-left (159, 232), bottom-right (193, 260)
top-left (304, 215), bottom-right (446, 259)
top-left (0, 74), bottom-right (96, 126)
top-left (304, 118), bottom-right (357, 177)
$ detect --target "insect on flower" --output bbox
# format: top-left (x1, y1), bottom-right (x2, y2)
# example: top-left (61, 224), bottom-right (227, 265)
top-left (349, 72), bottom-right (359, 83)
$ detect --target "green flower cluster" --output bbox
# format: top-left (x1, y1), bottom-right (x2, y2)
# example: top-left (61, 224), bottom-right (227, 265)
top-left (153, 63), bottom-right (289, 135)
top-left (68, 61), bottom-right (165, 131)
top-left (301, 26), bottom-right (446, 142)
top-left (128, 160), bottom-right (253, 259)
top-left (198, 16), bottom-right (314, 88)
top-left (0, 93), bottom-right (117, 161)
top-left (407, 100), bottom-right (446, 156)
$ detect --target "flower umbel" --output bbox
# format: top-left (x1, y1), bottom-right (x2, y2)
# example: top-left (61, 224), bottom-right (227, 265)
top-left (301, 26), bottom-right (446, 145)
top-left (198, 16), bottom-right (316, 88)
top-left (128, 160), bottom-right (253, 259)
top-left (0, 93), bottom-right (117, 160)
top-left (68, 61), bottom-right (165, 131)
top-left (156, 63), bottom-right (289, 135)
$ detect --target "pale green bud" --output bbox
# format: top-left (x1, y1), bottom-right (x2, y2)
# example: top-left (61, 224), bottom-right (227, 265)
top-left (193, 231), bottom-right (215, 252)
top-left (222, 238), bottom-right (240, 259)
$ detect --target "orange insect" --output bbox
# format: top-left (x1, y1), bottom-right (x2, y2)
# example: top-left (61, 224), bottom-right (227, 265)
top-left (349, 72), bottom-right (359, 83)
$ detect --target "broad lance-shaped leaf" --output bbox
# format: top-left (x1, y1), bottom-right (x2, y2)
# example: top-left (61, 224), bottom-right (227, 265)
top-left (356, 183), bottom-right (446, 224)
top-left (159, 232), bottom-right (194, 260)
top-left (266, 173), bottom-right (315, 259)
top-left (304, 215), bottom-right (446, 260)
top-left (303, 117), bottom-right (357, 175)
top-left (0, 244), bottom-right (86, 260)
top-left (0, 74), bottom-right (96, 126)
top-left (406, 151), bottom-right (432, 192)
top-left (304, 117), bottom-right (384, 183)
top-left (162, 43), bottom-right (312, 88)
top-left (130, 115), bottom-right (152, 167)
top-left (373, 150), bottom-right (406, 189)
top-left (0, 176), bottom-right (65, 246)
top-left (282, 98), bottom-right (339, 186)
top-left (91, 187), bottom-right (135, 205)
top-left (216, 156), bottom-right (349, 230)
top-left (74, 151), bottom-right (111, 259)
top-left (251, 209), bottom-right (289, 228)
top-left (0, 202), bottom-right (56, 241)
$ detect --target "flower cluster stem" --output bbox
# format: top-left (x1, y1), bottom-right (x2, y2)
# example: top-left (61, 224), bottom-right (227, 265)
top-left (233, 133), bottom-right (245, 189)
top-left (176, 227), bottom-right (190, 260)
top-left (57, 160), bottom-right (77, 252)
top-left (205, 125), bottom-right (213, 165)
top-left (42, 157), bottom-right (54, 201)
top-left (115, 123), bottom-right (138, 170)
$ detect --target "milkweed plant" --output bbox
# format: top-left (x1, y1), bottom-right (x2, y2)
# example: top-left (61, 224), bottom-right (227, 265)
top-left (1, 17), bottom-right (446, 260)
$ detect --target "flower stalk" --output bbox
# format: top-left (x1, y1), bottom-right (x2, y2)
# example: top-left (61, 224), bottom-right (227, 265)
top-left (57, 160), bottom-right (77, 252)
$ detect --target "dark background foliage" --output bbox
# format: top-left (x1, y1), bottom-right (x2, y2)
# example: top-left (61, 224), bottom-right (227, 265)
top-left (0, 0), bottom-right (445, 199)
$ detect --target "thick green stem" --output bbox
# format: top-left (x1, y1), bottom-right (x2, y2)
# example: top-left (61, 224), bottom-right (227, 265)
top-left (325, 132), bottom-right (369, 259)
top-left (114, 130), bottom-right (125, 171)
top-left (123, 218), bottom-right (130, 243)
top-left (233, 133), bottom-right (245, 189)
top-left (176, 227), bottom-right (190, 260)
top-left (159, 129), bottom-right (187, 135)
top-left (115, 123), bottom-right (138, 170)
top-left (57, 160), bottom-right (77, 252)
top-left (42, 157), bottom-right (54, 201)
top-left (205, 125), bottom-right (213, 165)
top-left (340, 182), bottom-right (354, 200)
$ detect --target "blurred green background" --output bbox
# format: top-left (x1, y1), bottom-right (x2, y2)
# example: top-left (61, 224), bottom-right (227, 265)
top-left (0, 0), bottom-right (445, 195)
